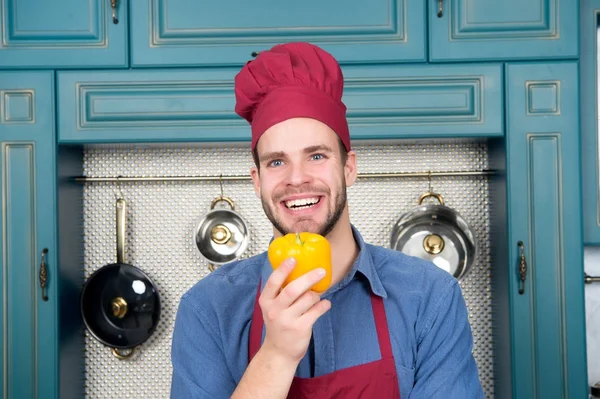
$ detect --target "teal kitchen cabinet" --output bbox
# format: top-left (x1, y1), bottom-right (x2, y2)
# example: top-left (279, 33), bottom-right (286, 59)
top-left (580, 0), bottom-right (600, 245)
top-left (0, 0), bottom-right (128, 68)
top-left (55, 63), bottom-right (503, 143)
top-left (429, 0), bottom-right (579, 62)
top-left (490, 61), bottom-right (588, 398)
top-left (129, 0), bottom-right (426, 67)
top-left (129, 0), bottom-right (578, 68)
top-left (1, 72), bottom-right (58, 398)
top-left (0, 71), bottom-right (83, 399)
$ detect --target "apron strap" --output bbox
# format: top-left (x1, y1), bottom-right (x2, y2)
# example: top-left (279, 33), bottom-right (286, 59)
top-left (248, 279), bottom-right (264, 362)
top-left (370, 293), bottom-right (393, 359)
top-left (248, 280), bottom-right (394, 362)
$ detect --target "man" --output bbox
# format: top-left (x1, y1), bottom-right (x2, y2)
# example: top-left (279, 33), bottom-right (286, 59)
top-left (170, 42), bottom-right (485, 398)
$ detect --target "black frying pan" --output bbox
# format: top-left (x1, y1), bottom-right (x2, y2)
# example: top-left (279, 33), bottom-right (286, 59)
top-left (80, 198), bottom-right (161, 359)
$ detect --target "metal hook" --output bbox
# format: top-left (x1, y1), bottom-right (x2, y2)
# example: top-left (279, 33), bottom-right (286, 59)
top-left (427, 170), bottom-right (433, 193)
top-left (114, 176), bottom-right (124, 200)
top-left (219, 174), bottom-right (224, 199)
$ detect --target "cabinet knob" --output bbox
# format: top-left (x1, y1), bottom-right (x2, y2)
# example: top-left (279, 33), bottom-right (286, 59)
top-left (517, 241), bottom-right (527, 295)
top-left (110, 0), bottom-right (119, 24)
top-left (39, 248), bottom-right (49, 301)
top-left (437, 0), bottom-right (444, 18)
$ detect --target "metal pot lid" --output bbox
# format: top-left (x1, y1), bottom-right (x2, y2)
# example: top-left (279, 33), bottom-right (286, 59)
top-left (80, 263), bottom-right (161, 349)
top-left (195, 197), bottom-right (249, 265)
top-left (391, 201), bottom-right (477, 281)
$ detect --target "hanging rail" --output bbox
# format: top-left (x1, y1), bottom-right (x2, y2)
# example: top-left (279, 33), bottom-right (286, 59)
top-left (73, 169), bottom-right (497, 183)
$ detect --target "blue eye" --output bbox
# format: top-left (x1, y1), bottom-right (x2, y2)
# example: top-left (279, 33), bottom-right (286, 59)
top-left (269, 159), bottom-right (283, 167)
top-left (311, 154), bottom-right (324, 160)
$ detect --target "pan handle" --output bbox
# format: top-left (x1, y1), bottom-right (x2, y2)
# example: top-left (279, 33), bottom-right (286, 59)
top-left (112, 347), bottom-right (135, 360)
top-left (116, 199), bottom-right (126, 264)
top-left (585, 274), bottom-right (600, 284)
top-left (418, 192), bottom-right (445, 206)
top-left (211, 196), bottom-right (235, 210)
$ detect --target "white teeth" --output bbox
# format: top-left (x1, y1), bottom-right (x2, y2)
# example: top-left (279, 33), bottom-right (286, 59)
top-left (285, 197), bottom-right (319, 209)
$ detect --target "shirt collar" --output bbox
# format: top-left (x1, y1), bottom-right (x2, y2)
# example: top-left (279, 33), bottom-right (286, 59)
top-left (260, 225), bottom-right (388, 298)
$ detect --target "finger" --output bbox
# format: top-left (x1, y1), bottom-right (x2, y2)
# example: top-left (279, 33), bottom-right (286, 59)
top-left (278, 268), bottom-right (327, 308)
top-left (261, 258), bottom-right (296, 301)
top-left (298, 299), bottom-right (331, 326)
top-left (285, 290), bottom-right (322, 319)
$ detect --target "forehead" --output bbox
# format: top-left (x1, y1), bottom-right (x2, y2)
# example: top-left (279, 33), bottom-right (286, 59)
top-left (256, 117), bottom-right (339, 154)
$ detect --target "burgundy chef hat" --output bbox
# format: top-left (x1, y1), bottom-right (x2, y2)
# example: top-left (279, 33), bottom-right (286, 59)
top-left (234, 42), bottom-right (350, 152)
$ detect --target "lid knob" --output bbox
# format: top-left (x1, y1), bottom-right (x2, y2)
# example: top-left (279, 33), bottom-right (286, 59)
top-left (423, 233), bottom-right (445, 255)
top-left (211, 224), bottom-right (232, 245)
top-left (111, 297), bottom-right (128, 319)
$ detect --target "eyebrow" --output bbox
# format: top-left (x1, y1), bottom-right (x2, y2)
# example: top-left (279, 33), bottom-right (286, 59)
top-left (259, 145), bottom-right (334, 164)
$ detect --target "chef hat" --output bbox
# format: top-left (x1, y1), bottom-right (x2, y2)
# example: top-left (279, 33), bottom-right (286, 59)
top-left (234, 42), bottom-right (350, 152)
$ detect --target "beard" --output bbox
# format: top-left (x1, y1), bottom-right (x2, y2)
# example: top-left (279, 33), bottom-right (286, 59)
top-left (261, 178), bottom-right (347, 237)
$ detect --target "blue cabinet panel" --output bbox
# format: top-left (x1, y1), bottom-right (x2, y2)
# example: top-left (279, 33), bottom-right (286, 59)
top-left (430, 0), bottom-right (578, 62)
top-left (0, 0), bottom-right (128, 68)
top-left (56, 64), bottom-right (502, 143)
top-left (505, 61), bottom-right (587, 398)
top-left (0, 71), bottom-right (58, 399)
top-left (580, 0), bottom-right (600, 245)
top-left (130, 0), bottom-right (425, 67)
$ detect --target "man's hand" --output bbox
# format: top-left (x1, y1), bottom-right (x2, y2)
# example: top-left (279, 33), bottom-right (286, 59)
top-left (231, 257), bottom-right (331, 399)
top-left (259, 257), bottom-right (332, 363)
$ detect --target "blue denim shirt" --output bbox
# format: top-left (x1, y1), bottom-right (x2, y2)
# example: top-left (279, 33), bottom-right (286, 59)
top-left (171, 226), bottom-right (485, 398)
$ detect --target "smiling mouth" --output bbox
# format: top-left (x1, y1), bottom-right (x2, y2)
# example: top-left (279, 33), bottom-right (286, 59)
top-left (284, 197), bottom-right (321, 210)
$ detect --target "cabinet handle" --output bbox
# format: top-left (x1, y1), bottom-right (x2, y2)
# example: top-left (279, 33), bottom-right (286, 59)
top-left (437, 0), bottom-right (444, 18)
top-left (110, 0), bottom-right (119, 24)
top-left (517, 241), bottom-right (527, 295)
top-left (585, 274), bottom-right (600, 284)
top-left (39, 248), bottom-right (49, 301)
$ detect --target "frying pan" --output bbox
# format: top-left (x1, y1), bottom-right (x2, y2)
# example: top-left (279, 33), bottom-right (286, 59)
top-left (80, 198), bottom-right (161, 359)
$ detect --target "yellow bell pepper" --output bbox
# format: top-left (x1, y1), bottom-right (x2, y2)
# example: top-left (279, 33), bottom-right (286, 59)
top-left (268, 232), bottom-right (332, 293)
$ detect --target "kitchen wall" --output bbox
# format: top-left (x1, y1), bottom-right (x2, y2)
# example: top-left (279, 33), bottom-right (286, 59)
top-left (80, 140), bottom-right (494, 398)
top-left (586, 247), bottom-right (600, 388)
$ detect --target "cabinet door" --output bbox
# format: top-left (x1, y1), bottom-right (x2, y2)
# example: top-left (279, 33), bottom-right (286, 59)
top-left (429, 0), bottom-right (578, 62)
top-left (580, 0), bottom-right (600, 244)
top-left (56, 63), bottom-right (502, 143)
top-left (0, 72), bottom-right (58, 398)
top-left (0, 0), bottom-right (128, 68)
top-left (130, 0), bottom-right (425, 67)
top-left (505, 62), bottom-right (587, 398)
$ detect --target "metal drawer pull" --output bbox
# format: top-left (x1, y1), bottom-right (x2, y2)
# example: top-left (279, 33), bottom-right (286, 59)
top-left (585, 274), bottom-right (600, 284)
top-left (437, 0), bottom-right (444, 17)
top-left (517, 241), bottom-right (527, 295)
top-left (110, 0), bottom-right (119, 24)
top-left (39, 248), bottom-right (49, 301)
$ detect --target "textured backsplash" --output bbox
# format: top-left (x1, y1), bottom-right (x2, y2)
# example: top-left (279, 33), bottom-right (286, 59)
top-left (80, 140), bottom-right (494, 398)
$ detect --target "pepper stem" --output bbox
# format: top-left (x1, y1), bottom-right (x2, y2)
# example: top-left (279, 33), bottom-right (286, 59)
top-left (295, 232), bottom-right (303, 246)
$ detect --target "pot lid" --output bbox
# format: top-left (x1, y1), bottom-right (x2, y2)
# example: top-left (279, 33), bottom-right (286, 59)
top-left (80, 263), bottom-right (161, 349)
top-left (195, 208), bottom-right (249, 265)
top-left (391, 204), bottom-right (477, 280)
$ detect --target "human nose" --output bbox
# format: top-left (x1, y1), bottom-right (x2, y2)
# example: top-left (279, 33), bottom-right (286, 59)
top-left (284, 161), bottom-right (311, 186)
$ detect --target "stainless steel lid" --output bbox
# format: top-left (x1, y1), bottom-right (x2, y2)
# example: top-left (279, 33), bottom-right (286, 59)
top-left (391, 192), bottom-right (477, 281)
top-left (194, 197), bottom-right (249, 269)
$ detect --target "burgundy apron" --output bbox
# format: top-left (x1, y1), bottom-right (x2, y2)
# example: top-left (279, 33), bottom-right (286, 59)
top-left (249, 282), bottom-right (401, 398)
